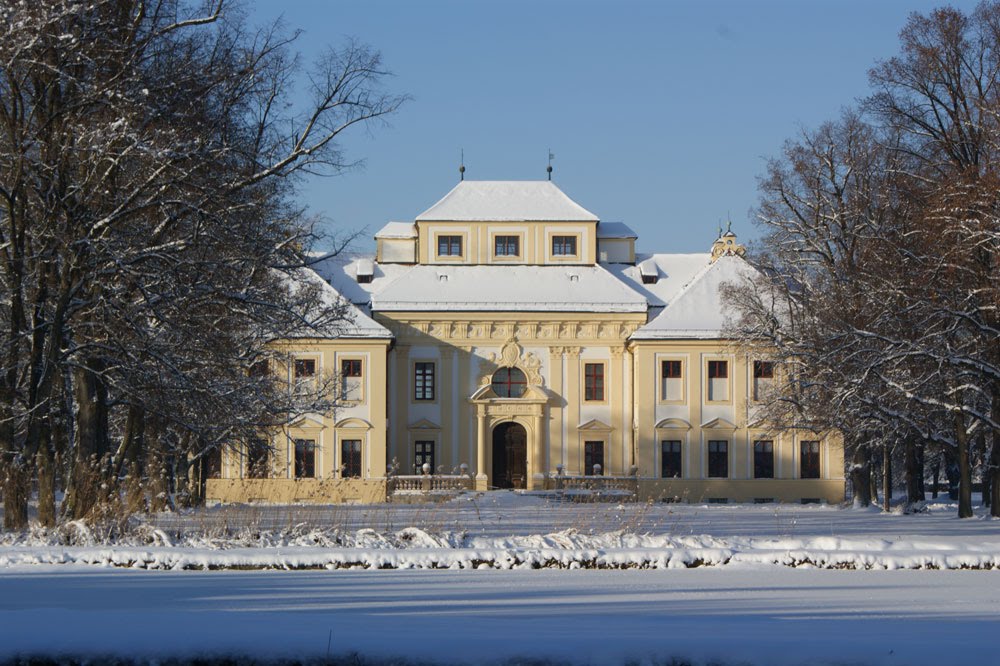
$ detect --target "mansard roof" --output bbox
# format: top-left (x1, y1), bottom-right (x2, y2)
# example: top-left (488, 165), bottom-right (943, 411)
top-left (371, 264), bottom-right (647, 313)
top-left (630, 254), bottom-right (757, 340)
top-left (415, 180), bottom-right (599, 222)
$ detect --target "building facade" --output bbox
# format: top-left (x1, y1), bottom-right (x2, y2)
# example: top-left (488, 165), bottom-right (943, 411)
top-left (207, 181), bottom-right (844, 504)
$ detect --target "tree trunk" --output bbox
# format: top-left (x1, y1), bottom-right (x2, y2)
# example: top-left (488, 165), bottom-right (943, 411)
top-left (904, 438), bottom-right (922, 508)
top-left (989, 440), bottom-right (1000, 518)
top-left (955, 412), bottom-right (974, 519)
top-left (882, 443), bottom-right (892, 512)
top-left (2, 453), bottom-right (29, 531)
top-left (870, 449), bottom-right (880, 505)
top-left (932, 459), bottom-right (940, 499)
top-left (147, 421), bottom-right (172, 513)
top-left (849, 446), bottom-right (872, 507)
top-left (36, 425), bottom-right (56, 527)
top-left (122, 405), bottom-right (146, 514)
top-left (64, 360), bottom-right (112, 521)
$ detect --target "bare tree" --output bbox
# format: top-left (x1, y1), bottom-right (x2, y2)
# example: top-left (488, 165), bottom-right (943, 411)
top-left (0, 0), bottom-right (405, 530)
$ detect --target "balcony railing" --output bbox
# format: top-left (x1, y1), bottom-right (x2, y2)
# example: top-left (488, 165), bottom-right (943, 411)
top-left (388, 474), bottom-right (473, 494)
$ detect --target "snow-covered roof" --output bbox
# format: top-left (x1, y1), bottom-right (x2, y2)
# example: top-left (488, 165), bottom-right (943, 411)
top-left (309, 253), bottom-right (412, 309)
top-left (374, 221), bottom-right (417, 239)
top-left (285, 267), bottom-right (392, 340)
top-left (597, 222), bottom-right (637, 239)
top-left (603, 253), bottom-right (711, 308)
top-left (630, 255), bottom-right (758, 339)
top-left (415, 181), bottom-right (599, 222)
top-left (372, 264), bottom-right (647, 313)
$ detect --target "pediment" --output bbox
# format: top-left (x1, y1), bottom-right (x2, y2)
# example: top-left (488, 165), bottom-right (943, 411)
top-left (469, 383), bottom-right (550, 403)
top-left (701, 417), bottom-right (738, 431)
top-left (335, 417), bottom-right (373, 429)
top-left (408, 418), bottom-right (441, 430)
top-left (654, 418), bottom-right (692, 431)
top-left (578, 419), bottom-right (613, 432)
top-left (289, 414), bottom-right (325, 429)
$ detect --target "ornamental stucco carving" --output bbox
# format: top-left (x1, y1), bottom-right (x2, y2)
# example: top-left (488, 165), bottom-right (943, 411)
top-left (477, 337), bottom-right (544, 387)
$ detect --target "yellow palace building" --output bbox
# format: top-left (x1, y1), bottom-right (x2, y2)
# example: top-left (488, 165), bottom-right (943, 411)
top-left (207, 180), bottom-right (844, 504)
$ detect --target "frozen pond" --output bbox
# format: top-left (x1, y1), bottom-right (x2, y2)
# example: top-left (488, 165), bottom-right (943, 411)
top-left (1, 565), bottom-right (998, 665)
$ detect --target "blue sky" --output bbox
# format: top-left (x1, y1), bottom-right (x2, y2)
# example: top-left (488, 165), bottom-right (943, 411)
top-left (249, 0), bottom-right (979, 255)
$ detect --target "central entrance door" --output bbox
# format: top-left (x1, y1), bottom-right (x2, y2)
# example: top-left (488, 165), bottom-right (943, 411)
top-left (492, 422), bottom-right (527, 489)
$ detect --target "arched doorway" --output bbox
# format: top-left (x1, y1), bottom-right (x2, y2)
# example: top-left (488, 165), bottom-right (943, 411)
top-left (492, 422), bottom-right (527, 489)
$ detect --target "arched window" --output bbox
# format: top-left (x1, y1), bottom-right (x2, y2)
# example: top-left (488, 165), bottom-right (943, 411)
top-left (491, 367), bottom-right (527, 398)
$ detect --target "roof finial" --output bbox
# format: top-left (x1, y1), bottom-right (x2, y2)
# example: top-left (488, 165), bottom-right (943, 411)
top-left (547, 149), bottom-right (554, 181)
top-left (717, 220), bottom-right (723, 238)
top-left (459, 148), bottom-right (465, 181)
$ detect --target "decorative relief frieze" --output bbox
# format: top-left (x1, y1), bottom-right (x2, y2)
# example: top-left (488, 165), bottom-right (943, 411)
top-left (385, 317), bottom-right (640, 342)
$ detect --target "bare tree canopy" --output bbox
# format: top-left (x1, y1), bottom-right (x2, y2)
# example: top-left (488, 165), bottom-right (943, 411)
top-left (0, 0), bottom-right (405, 530)
top-left (727, 2), bottom-right (1000, 518)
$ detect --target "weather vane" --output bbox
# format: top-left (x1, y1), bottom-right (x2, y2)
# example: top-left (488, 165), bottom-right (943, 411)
top-left (547, 149), bottom-right (554, 180)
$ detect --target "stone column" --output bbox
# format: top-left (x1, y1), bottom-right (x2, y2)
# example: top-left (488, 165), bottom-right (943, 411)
top-left (531, 409), bottom-right (545, 489)
top-left (476, 406), bottom-right (488, 491)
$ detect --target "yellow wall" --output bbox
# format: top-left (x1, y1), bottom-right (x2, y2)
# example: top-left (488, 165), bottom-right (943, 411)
top-left (219, 338), bottom-right (391, 489)
top-left (416, 220), bottom-right (598, 265)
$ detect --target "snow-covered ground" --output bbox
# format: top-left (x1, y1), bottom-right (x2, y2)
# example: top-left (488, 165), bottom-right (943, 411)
top-left (1, 566), bottom-right (998, 665)
top-left (2, 494), bottom-right (999, 665)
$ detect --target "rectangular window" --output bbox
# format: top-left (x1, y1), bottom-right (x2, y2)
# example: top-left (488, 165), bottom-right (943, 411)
top-left (708, 360), bottom-right (728, 378)
top-left (414, 440), bottom-right (435, 473)
top-left (753, 440), bottom-right (774, 479)
top-left (584, 441), bottom-right (604, 475)
top-left (341, 439), bottom-right (362, 478)
top-left (584, 363), bottom-right (605, 401)
top-left (494, 235), bottom-right (520, 257)
top-left (661, 360), bottom-right (683, 401)
top-left (249, 359), bottom-right (269, 378)
top-left (437, 235), bottom-right (462, 256)
top-left (294, 359), bottom-right (315, 378)
top-left (205, 447), bottom-right (222, 480)
top-left (341, 359), bottom-right (363, 401)
top-left (707, 360), bottom-right (729, 401)
top-left (294, 439), bottom-right (316, 479)
top-left (414, 362), bottom-right (435, 401)
top-left (552, 235), bottom-right (577, 256)
top-left (800, 440), bottom-right (821, 479)
top-left (708, 440), bottom-right (728, 478)
top-left (247, 438), bottom-right (269, 479)
top-left (753, 360), bottom-right (774, 401)
top-left (661, 440), bottom-right (682, 478)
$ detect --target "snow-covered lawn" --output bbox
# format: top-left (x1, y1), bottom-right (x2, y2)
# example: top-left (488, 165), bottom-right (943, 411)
top-left (2, 494), bottom-right (999, 665)
top-left (2, 493), bottom-right (999, 571)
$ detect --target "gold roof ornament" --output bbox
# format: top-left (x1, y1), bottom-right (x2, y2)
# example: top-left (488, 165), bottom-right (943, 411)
top-left (710, 222), bottom-right (746, 262)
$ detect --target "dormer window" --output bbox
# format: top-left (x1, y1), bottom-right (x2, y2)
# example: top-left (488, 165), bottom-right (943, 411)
top-left (494, 235), bottom-right (520, 257)
top-left (437, 235), bottom-right (462, 257)
top-left (552, 236), bottom-right (577, 256)
top-left (639, 258), bottom-right (658, 284)
top-left (355, 258), bottom-right (375, 283)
